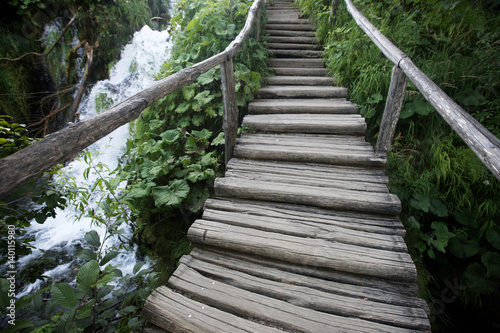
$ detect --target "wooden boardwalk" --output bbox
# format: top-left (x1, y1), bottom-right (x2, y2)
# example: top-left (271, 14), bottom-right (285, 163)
top-left (144, 1), bottom-right (431, 332)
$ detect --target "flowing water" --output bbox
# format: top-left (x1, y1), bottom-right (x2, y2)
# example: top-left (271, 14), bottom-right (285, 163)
top-left (16, 23), bottom-right (173, 297)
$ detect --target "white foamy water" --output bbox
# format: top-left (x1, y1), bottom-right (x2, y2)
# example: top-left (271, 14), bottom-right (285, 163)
top-left (16, 23), bottom-right (173, 297)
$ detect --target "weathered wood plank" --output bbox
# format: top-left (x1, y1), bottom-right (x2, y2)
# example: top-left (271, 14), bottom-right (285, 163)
top-left (268, 67), bottom-right (328, 76)
top-left (201, 208), bottom-right (409, 251)
top-left (269, 58), bottom-right (324, 68)
top-left (169, 264), bottom-right (421, 333)
top-left (248, 98), bottom-right (357, 114)
top-left (242, 113), bottom-right (366, 135)
top-left (214, 177), bottom-right (401, 215)
top-left (180, 256), bottom-right (430, 330)
top-left (227, 158), bottom-right (389, 183)
top-left (267, 42), bottom-right (320, 49)
top-left (187, 248), bottom-right (427, 309)
top-left (204, 198), bottom-right (406, 235)
top-left (265, 75), bottom-right (333, 85)
top-left (255, 85), bottom-right (347, 98)
top-left (144, 286), bottom-right (284, 333)
top-left (188, 220), bottom-right (415, 281)
top-left (268, 36), bottom-right (317, 43)
top-left (234, 142), bottom-right (387, 168)
top-left (223, 169), bottom-right (389, 193)
top-left (191, 246), bottom-right (418, 296)
top-left (266, 23), bottom-right (314, 31)
top-left (265, 29), bottom-right (316, 37)
top-left (269, 49), bottom-right (324, 57)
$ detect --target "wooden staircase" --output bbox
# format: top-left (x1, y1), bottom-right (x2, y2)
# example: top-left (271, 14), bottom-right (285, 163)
top-left (143, 1), bottom-right (431, 332)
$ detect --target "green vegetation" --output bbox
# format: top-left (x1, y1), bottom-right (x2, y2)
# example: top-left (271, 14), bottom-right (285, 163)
top-left (295, 0), bottom-right (500, 330)
top-left (1, 0), bottom-right (268, 331)
top-left (0, 0), bottom-right (169, 132)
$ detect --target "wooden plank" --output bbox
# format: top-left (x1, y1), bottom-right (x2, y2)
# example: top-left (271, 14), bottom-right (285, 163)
top-left (188, 220), bottom-right (415, 281)
top-left (266, 75), bottom-right (333, 85)
top-left (214, 177), bottom-right (401, 215)
top-left (255, 86), bottom-right (347, 98)
top-left (268, 36), bottom-right (317, 44)
top-left (187, 249), bottom-right (427, 309)
top-left (180, 256), bottom-right (430, 330)
top-left (227, 158), bottom-right (389, 183)
top-left (144, 286), bottom-right (284, 333)
top-left (169, 264), bottom-right (422, 333)
top-left (265, 29), bottom-right (316, 37)
top-left (233, 142), bottom-right (387, 168)
top-left (269, 58), bottom-right (324, 68)
top-left (204, 198), bottom-right (405, 235)
top-left (269, 49), bottom-right (324, 57)
top-left (267, 42), bottom-right (320, 49)
top-left (201, 208), bottom-right (409, 251)
top-left (266, 24), bottom-right (314, 31)
top-left (242, 114), bottom-right (366, 135)
top-left (223, 169), bottom-right (389, 193)
top-left (268, 67), bottom-right (328, 76)
top-left (237, 133), bottom-right (372, 149)
top-left (191, 246), bottom-right (418, 296)
top-left (248, 98), bottom-right (357, 114)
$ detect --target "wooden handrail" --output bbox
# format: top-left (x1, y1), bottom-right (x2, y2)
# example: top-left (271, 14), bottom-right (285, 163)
top-left (341, 0), bottom-right (500, 180)
top-left (0, 0), bottom-right (264, 198)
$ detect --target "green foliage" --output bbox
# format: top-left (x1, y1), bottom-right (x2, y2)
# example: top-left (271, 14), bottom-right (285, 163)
top-left (0, 115), bottom-right (36, 158)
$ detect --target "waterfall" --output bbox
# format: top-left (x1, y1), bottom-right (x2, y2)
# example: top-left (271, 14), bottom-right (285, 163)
top-left (16, 24), bottom-right (173, 297)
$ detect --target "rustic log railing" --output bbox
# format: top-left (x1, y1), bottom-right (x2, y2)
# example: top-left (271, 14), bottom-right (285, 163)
top-left (0, 0), bottom-right (263, 198)
top-left (336, 0), bottom-right (500, 180)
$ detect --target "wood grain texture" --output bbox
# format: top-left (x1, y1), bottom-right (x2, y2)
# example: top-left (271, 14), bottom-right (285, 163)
top-left (248, 98), bottom-right (357, 114)
top-left (144, 286), bottom-right (284, 333)
top-left (180, 256), bottom-right (430, 330)
top-left (168, 264), bottom-right (421, 333)
top-left (255, 85), bottom-right (347, 98)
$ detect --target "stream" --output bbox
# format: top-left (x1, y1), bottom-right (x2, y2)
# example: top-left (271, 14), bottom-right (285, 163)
top-left (16, 17), bottom-right (173, 297)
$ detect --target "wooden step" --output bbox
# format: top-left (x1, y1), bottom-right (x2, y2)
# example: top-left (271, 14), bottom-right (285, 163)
top-left (255, 85), bottom-right (346, 98)
top-left (242, 114), bottom-right (366, 135)
top-left (144, 286), bottom-right (283, 332)
top-left (266, 23), bottom-right (314, 31)
top-left (267, 42), bottom-right (319, 49)
top-left (265, 75), bottom-right (333, 85)
top-left (269, 67), bottom-right (329, 76)
top-left (265, 29), bottom-right (316, 37)
top-left (248, 98), bottom-right (357, 114)
top-left (168, 264), bottom-right (421, 332)
top-left (268, 36), bottom-right (316, 43)
top-left (269, 58), bottom-right (324, 68)
top-left (179, 256), bottom-right (430, 330)
top-left (233, 133), bottom-right (386, 168)
top-left (267, 18), bottom-right (311, 25)
top-left (270, 49), bottom-right (323, 58)
top-left (203, 198), bottom-right (407, 237)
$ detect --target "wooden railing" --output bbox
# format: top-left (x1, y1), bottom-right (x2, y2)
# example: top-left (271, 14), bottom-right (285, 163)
top-left (337, 0), bottom-right (500, 180)
top-left (0, 0), bottom-right (264, 198)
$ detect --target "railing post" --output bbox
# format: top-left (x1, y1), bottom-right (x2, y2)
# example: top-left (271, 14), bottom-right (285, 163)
top-left (329, 0), bottom-right (340, 27)
top-left (220, 57), bottom-right (238, 166)
top-left (255, 4), bottom-right (262, 41)
top-left (375, 65), bottom-right (408, 155)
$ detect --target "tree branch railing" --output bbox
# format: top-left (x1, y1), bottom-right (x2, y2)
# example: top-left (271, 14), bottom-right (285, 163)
top-left (337, 0), bottom-right (500, 180)
top-left (0, 0), bottom-right (264, 198)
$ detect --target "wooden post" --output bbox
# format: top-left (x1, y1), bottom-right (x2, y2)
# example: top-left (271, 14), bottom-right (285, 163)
top-left (220, 57), bottom-right (238, 166)
top-left (375, 65), bottom-right (408, 155)
top-left (330, 0), bottom-right (340, 27)
top-left (255, 4), bottom-right (262, 41)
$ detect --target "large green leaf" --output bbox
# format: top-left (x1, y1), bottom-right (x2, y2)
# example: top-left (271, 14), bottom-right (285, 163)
top-left (486, 226), bottom-right (500, 250)
top-left (77, 260), bottom-right (100, 292)
top-left (482, 251), bottom-right (500, 278)
top-left (448, 235), bottom-right (480, 258)
top-left (84, 230), bottom-right (101, 248)
top-left (51, 282), bottom-right (77, 308)
top-left (152, 180), bottom-right (190, 207)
